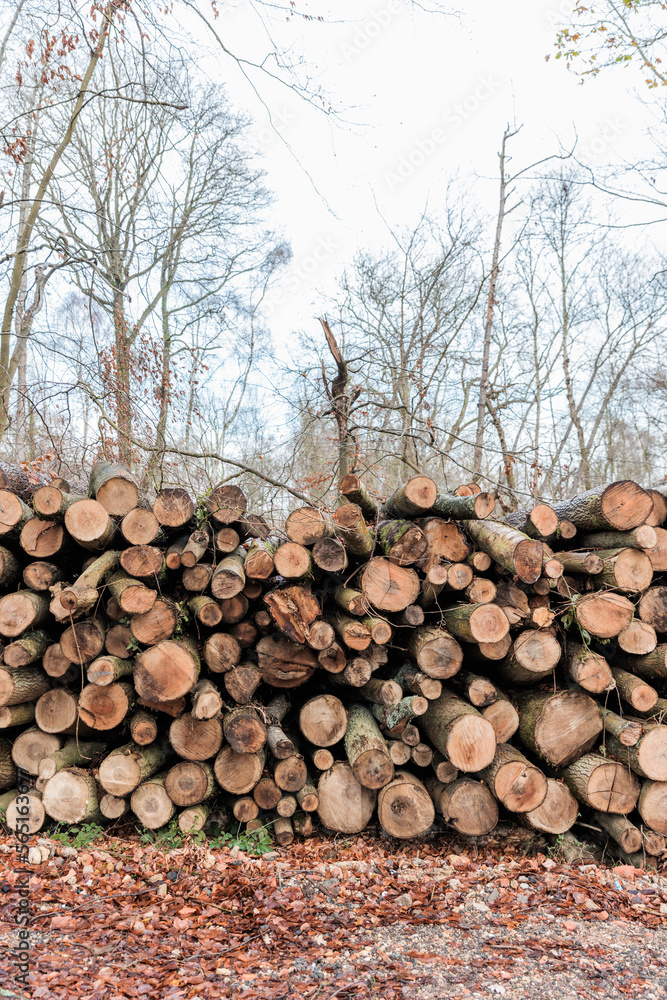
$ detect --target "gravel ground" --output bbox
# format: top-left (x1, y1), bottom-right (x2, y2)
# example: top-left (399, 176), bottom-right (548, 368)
top-left (366, 917), bottom-right (667, 999)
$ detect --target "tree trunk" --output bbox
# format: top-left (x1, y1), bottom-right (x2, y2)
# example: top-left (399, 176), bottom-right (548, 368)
top-left (638, 780), bottom-right (667, 835)
top-left (0, 590), bottom-right (48, 637)
top-left (430, 493), bottom-right (496, 520)
top-left (461, 520), bottom-right (543, 584)
top-left (89, 461), bottom-right (140, 516)
top-left (3, 629), bottom-right (49, 668)
top-left (78, 680), bottom-right (133, 730)
top-left (428, 776), bottom-right (498, 835)
top-left (481, 689), bottom-right (519, 743)
top-left (204, 633), bottom-right (241, 674)
top-left (610, 667), bottom-right (658, 713)
top-left (42, 767), bottom-right (103, 824)
top-left (564, 642), bottom-right (613, 693)
top-left (497, 630), bottom-right (561, 685)
top-left (98, 740), bottom-right (169, 796)
top-left (377, 770), bottom-right (434, 838)
top-left (563, 753), bottom-right (640, 813)
top-left (214, 745), bottom-right (266, 794)
top-left (439, 603), bottom-right (509, 644)
top-left (165, 760), bottom-right (216, 807)
top-left (20, 518), bottom-right (65, 559)
top-left (0, 665), bottom-right (50, 707)
top-left (572, 592), bottom-right (634, 638)
top-left (316, 761), bottom-right (376, 833)
top-left (130, 771), bottom-right (175, 829)
top-left (523, 778), bottom-right (578, 834)
top-left (517, 689), bottom-right (602, 767)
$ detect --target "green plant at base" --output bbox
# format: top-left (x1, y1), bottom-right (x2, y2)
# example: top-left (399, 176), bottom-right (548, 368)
top-left (140, 819), bottom-right (273, 856)
top-left (51, 822), bottom-right (105, 848)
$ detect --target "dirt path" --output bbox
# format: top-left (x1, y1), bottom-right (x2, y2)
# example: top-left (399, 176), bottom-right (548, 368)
top-left (1, 832), bottom-right (666, 999)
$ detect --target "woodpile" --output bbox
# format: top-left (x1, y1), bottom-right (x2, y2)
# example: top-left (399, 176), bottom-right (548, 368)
top-left (0, 462), bottom-right (666, 862)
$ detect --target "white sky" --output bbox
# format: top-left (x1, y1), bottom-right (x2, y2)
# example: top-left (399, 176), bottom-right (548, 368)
top-left (195, 0), bottom-right (661, 346)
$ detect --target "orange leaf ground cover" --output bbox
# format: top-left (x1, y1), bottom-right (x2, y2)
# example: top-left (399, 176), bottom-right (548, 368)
top-left (1, 832), bottom-right (667, 999)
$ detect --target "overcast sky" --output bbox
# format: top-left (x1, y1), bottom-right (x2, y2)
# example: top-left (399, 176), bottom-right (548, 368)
top-left (197, 1), bottom-right (661, 346)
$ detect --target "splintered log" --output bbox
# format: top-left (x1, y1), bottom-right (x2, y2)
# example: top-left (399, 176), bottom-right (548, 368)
top-left (517, 689), bottom-right (603, 767)
top-left (0, 666), bottom-right (50, 707)
top-left (299, 694), bottom-right (348, 746)
top-left (419, 690), bottom-right (496, 772)
top-left (523, 778), bottom-right (578, 835)
top-left (204, 633), bottom-right (241, 674)
top-left (35, 689), bottom-right (78, 733)
top-left (120, 545), bottom-right (164, 579)
top-left (393, 663), bottom-right (442, 700)
top-left (121, 508), bottom-right (163, 546)
top-left (344, 705), bottom-right (394, 789)
top-left (130, 598), bottom-right (179, 645)
top-left (129, 710), bottom-right (158, 746)
top-left (89, 461), bottom-right (140, 516)
top-left (585, 548), bottom-right (653, 593)
top-left (214, 746), bottom-right (266, 794)
top-left (206, 485), bottom-right (247, 525)
top-left (377, 771), bottom-right (434, 837)
top-left (273, 542), bottom-right (312, 580)
top-left (430, 492), bottom-right (495, 520)
top-left (610, 667), bottom-right (658, 713)
top-left (505, 504), bottom-right (558, 540)
top-left (134, 638), bottom-right (200, 701)
top-left (358, 558), bottom-right (420, 612)
top-left (496, 630), bottom-right (561, 685)
top-left (564, 642), bottom-right (613, 694)
top-left (170, 714), bottom-right (224, 760)
top-left (42, 767), bottom-right (102, 824)
top-left (20, 518), bottom-right (66, 559)
top-left (427, 776), bottom-right (498, 835)
top-left (130, 772), bottom-right (175, 829)
top-left (285, 507), bottom-right (333, 545)
top-left (638, 780), bottom-right (667, 835)
top-left (11, 728), bottom-right (62, 775)
top-left (563, 754), bottom-right (640, 814)
top-left (98, 741), bottom-right (169, 796)
top-left (385, 476), bottom-right (438, 518)
top-left (571, 592), bottom-right (634, 639)
top-left (439, 603), bottom-right (509, 645)
top-left (376, 520), bottom-right (427, 566)
top-left (191, 679), bottom-right (224, 718)
top-left (78, 681), bottom-right (133, 730)
top-left (638, 587), bottom-right (667, 632)
top-left (153, 488), bottom-right (195, 529)
top-left (478, 743), bottom-right (547, 812)
top-left (0, 591), bottom-right (48, 637)
top-left (188, 595), bottom-right (222, 627)
top-left (602, 724), bottom-right (667, 781)
top-left (481, 690), bottom-right (520, 743)
top-left (317, 761), bottom-right (376, 833)
top-left (552, 481), bottom-right (652, 532)
top-left (64, 499), bottom-right (115, 551)
top-left (617, 621), bottom-right (656, 656)
top-left (416, 519), bottom-right (471, 570)
top-left (460, 521), bottom-right (543, 584)
top-left (264, 584), bottom-right (324, 645)
top-left (256, 635), bottom-right (317, 688)
top-left (3, 629), bottom-right (49, 668)
top-left (165, 761), bottom-right (216, 807)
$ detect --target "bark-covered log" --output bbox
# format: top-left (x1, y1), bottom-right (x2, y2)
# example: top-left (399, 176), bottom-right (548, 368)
top-left (585, 547), bottom-right (653, 593)
top-left (384, 476), bottom-right (438, 518)
top-left (429, 492), bottom-right (495, 520)
top-left (564, 643), bottom-right (614, 694)
top-left (563, 753), bottom-right (640, 814)
top-left (602, 724), bottom-right (667, 781)
top-left (419, 689), bottom-right (496, 772)
top-left (427, 776), bottom-right (498, 835)
top-left (344, 704), bottom-right (394, 789)
top-left (312, 537), bottom-right (348, 573)
top-left (556, 550), bottom-right (604, 575)
top-left (339, 473), bottom-right (382, 519)
top-left (481, 689), bottom-right (520, 743)
top-left (372, 696), bottom-right (428, 736)
top-left (393, 662), bottom-right (442, 700)
top-left (552, 481), bottom-right (652, 531)
top-left (610, 667), bottom-right (658, 713)
top-left (505, 503), bottom-right (558, 540)
top-left (523, 778), bottom-right (578, 835)
top-left (0, 665), bottom-right (50, 707)
top-left (638, 780), bottom-right (667, 835)
top-left (205, 484), bottom-right (247, 525)
top-left (317, 761), bottom-right (377, 833)
top-left (0, 590), bottom-right (48, 637)
top-left (0, 701), bottom-right (35, 728)
top-left (516, 689), bottom-right (603, 767)
top-left (376, 520), bottom-right (427, 566)
top-left (377, 770), bottom-right (434, 837)
top-left (461, 520), bottom-right (543, 584)
top-left (3, 629), bottom-right (49, 668)
top-left (478, 743), bottom-right (548, 812)
top-left (638, 586), bottom-right (667, 632)
top-left (439, 603), bottom-right (509, 645)
top-left (358, 557), bottom-right (420, 612)
top-left (89, 461), bottom-right (140, 516)
top-left (98, 740), bottom-right (169, 796)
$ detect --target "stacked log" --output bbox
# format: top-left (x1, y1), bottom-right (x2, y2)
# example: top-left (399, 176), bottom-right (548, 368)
top-left (0, 462), bottom-right (665, 863)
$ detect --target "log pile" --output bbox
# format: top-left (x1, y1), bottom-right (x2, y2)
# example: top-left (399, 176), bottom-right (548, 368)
top-left (0, 462), bottom-right (666, 864)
